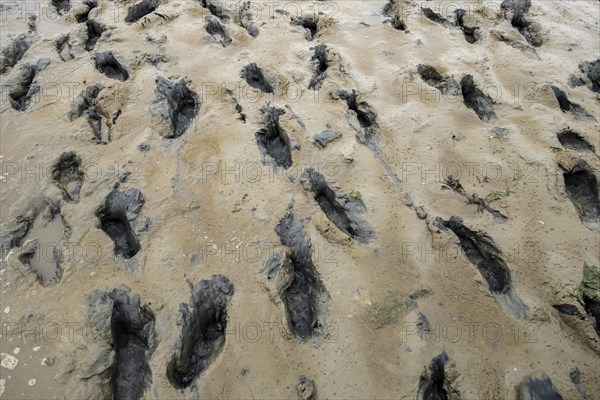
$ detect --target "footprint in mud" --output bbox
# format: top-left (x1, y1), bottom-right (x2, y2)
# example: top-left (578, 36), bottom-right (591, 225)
top-left (578, 59), bottom-right (600, 93)
top-left (578, 263), bottom-right (600, 337)
top-left (236, 1), bottom-right (259, 37)
top-left (0, 29), bottom-right (36, 74)
top-left (331, 89), bottom-right (379, 144)
top-left (94, 51), bottom-right (130, 81)
top-left (291, 15), bottom-right (319, 40)
top-left (550, 85), bottom-right (597, 123)
top-left (202, 0), bottom-right (258, 37)
top-left (7, 58), bottom-right (50, 111)
top-left (437, 216), bottom-right (528, 318)
top-left (562, 167), bottom-right (600, 232)
top-left (69, 84), bottom-right (111, 143)
top-left (421, 8), bottom-right (455, 29)
top-left (418, 351), bottom-right (458, 400)
top-left (96, 186), bottom-right (145, 259)
top-left (152, 76), bottom-right (200, 138)
top-left (74, 0), bottom-right (98, 23)
top-left (273, 210), bottom-right (328, 340)
top-left (308, 44), bottom-right (328, 90)
top-left (501, 0), bottom-right (544, 47)
top-left (241, 63), bottom-right (274, 94)
top-left (454, 9), bottom-right (481, 44)
top-left (461, 75), bottom-right (496, 121)
top-left (417, 64), bottom-right (461, 95)
top-left (85, 20), bottom-right (105, 51)
top-left (205, 16), bottom-right (232, 47)
top-left (517, 372), bottom-right (563, 400)
top-left (51, 152), bottom-right (84, 202)
top-left (300, 168), bottom-right (375, 243)
top-left (56, 20), bottom-right (105, 61)
top-left (125, 0), bottom-right (160, 23)
top-left (202, 0), bottom-right (228, 21)
top-left (167, 275), bottom-right (233, 389)
top-left (557, 129), bottom-right (596, 153)
top-left (52, 0), bottom-right (70, 15)
top-left (383, 0), bottom-right (407, 31)
top-left (17, 204), bottom-right (66, 285)
top-left (255, 106), bottom-right (293, 169)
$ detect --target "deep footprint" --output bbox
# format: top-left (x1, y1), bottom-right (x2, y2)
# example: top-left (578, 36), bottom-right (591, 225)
top-left (110, 289), bottom-right (155, 400)
top-left (96, 186), bottom-right (145, 259)
top-left (154, 76), bottom-right (200, 138)
top-left (8, 58), bottom-right (50, 111)
top-left (0, 33), bottom-right (34, 74)
top-left (241, 63), bottom-right (274, 93)
top-left (167, 275), bottom-right (233, 389)
top-left (563, 168), bottom-right (600, 232)
top-left (125, 0), bottom-right (160, 23)
top-left (501, 0), bottom-right (543, 47)
top-left (517, 372), bottom-right (564, 400)
top-left (85, 20), bottom-right (105, 51)
top-left (74, 0), bottom-right (98, 23)
top-left (550, 85), bottom-right (597, 122)
top-left (418, 351), bottom-right (455, 400)
top-left (69, 83), bottom-right (110, 143)
top-left (301, 168), bottom-right (375, 243)
top-left (461, 75), bottom-right (496, 121)
top-left (417, 64), bottom-right (461, 95)
top-left (255, 106), bottom-right (293, 169)
top-left (557, 129), bottom-right (596, 152)
top-left (95, 51), bottom-right (130, 81)
top-left (421, 8), bottom-right (455, 29)
top-left (291, 15), bottom-right (318, 40)
top-left (51, 151), bottom-right (84, 202)
top-left (454, 9), bottom-right (480, 43)
top-left (275, 210), bottom-right (328, 339)
top-left (308, 44), bottom-right (328, 90)
top-left (205, 16), bottom-right (232, 47)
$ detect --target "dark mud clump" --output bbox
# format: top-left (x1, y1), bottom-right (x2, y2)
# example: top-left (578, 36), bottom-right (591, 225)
top-left (421, 8), bottom-right (455, 29)
top-left (275, 210), bottom-right (328, 339)
top-left (563, 169), bottom-right (600, 232)
top-left (0, 33), bottom-right (34, 74)
top-left (553, 304), bottom-right (585, 318)
top-left (579, 59), bottom-right (600, 93)
top-left (95, 51), bottom-right (130, 81)
top-left (85, 20), bottom-right (105, 51)
top-left (51, 151), bottom-right (84, 202)
top-left (550, 85), bottom-right (597, 123)
top-left (205, 16), bottom-right (231, 47)
top-left (454, 9), bottom-right (480, 44)
top-left (69, 83), bottom-right (110, 143)
top-left (301, 168), bottom-right (375, 243)
top-left (418, 351), bottom-right (458, 400)
top-left (308, 44), bottom-right (328, 90)
top-left (417, 64), bottom-right (461, 95)
top-left (167, 275), bottom-right (233, 389)
top-left (125, 0), bottom-right (160, 23)
top-left (255, 106), bottom-right (293, 169)
top-left (557, 130), bottom-right (596, 152)
top-left (461, 75), bottom-right (496, 121)
top-left (52, 0), bottom-right (70, 15)
top-left (154, 76), bottom-right (200, 138)
top-left (517, 372), bottom-right (563, 400)
top-left (96, 187), bottom-right (145, 259)
top-left (241, 63), bottom-right (274, 93)
top-left (110, 289), bottom-right (154, 400)
top-left (291, 15), bottom-right (318, 41)
top-left (439, 216), bottom-right (511, 293)
top-left (312, 129), bottom-right (341, 148)
top-left (8, 58), bottom-right (50, 111)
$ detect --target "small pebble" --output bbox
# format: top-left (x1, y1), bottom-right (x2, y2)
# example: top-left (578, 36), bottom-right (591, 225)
top-left (27, 379), bottom-right (36, 386)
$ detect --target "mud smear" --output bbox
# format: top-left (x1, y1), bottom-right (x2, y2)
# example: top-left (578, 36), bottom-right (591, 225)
top-left (69, 84), bottom-right (111, 143)
top-left (517, 372), bottom-right (563, 400)
top-left (255, 106), bottom-right (292, 169)
top-left (205, 16), bottom-right (231, 47)
top-left (125, 0), bottom-right (160, 23)
top-left (52, 0), bottom-right (70, 15)
top-left (51, 152), bottom-right (84, 203)
top-left (291, 16), bottom-right (318, 40)
top-left (96, 187), bottom-right (145, 259)
top-left (241, 63), bottom-right (273, 93)
top-left (95, 51), bottom-right (130, 81)
top-left (167, 275), bottom-right (233, 389)
top-left (275, 210), bottom-right (328, 340)
top-left (308, 44), bottom-right (328, 90)
top-left (579, 59), bottom-right (600, 93)
top-left (301, 168), bottom-right (375, 243)
top-left (85, 20), bottom-right (105, 51)
top-left (461, 75), bottom-right (496, 121)
top-left (417, 64), bottom-right (461, 96)
top-left (501, 0), bottom-right (544, 47)
top-left (421, 8), bottom-right (455, 29)
top-left (8, 58), bottom-right (50, 111)
top-left (418, 351), bottom-right (457, 400)
top-left (550, 86), bottom-right (597, 123)
top-left (438, 216), bottom-right (528, 318)
top-left (557, 130), bottom-right (596, 153)
top-left (454, 9), bottom-right (480, 44)
top-left (154, 77), bottom-right (200, 138)
top-left (0, 33), bottom-right (34, 74)
top-left (75, 0), bottom-right (98, 23)
top-left (18, 207), bottom-right (65, 285)
top-left (441, 176), bottom-right (507, 221)
top-left (563, 169), bottom-right (600, 232)
top-left (332, 89), bottom-right (401, 186)
top-left (109, 289), bottom-right (155, 400)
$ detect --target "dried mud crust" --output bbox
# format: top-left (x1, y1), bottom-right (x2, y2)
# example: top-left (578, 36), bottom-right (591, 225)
top-left (167, 275), bottom-right (234, 389)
